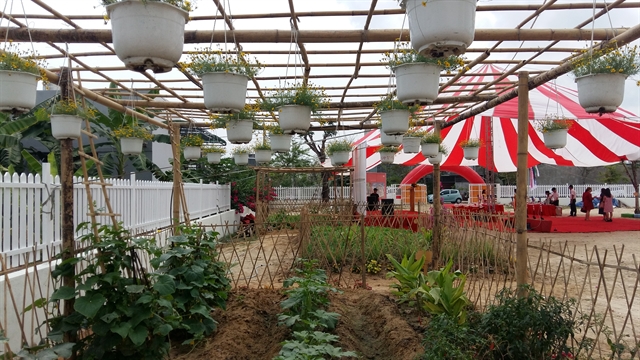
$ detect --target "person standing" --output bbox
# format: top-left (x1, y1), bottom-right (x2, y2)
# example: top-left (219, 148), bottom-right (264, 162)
top-left (479, 189), bottom-right (487, 205)
top-left (582, 187), bottom-right (594, 221)
top-left (597, 188), bottom-right (606, 220)
top-left (602, 188), bottom-right (614, 222)
top-left (543, 190), bottom-right (551, 205)
top-left (549, 187), bottom-right (560, 206)
top-left (569, 185), bottom-right (577, 217)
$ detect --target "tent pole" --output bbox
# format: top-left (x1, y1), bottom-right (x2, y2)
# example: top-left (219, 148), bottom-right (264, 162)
top-left (432, 122), bottom-right (442, 267)
top-left (516, 71), bottom-right (529, 296)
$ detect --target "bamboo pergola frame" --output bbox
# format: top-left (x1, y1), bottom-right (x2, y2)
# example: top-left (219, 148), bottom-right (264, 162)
top-left (3, 1), bottom-right (640, 132)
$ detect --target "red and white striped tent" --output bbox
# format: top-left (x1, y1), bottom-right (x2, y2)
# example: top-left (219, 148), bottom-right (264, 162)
top-left (336, 64), bottom-right (640, 173)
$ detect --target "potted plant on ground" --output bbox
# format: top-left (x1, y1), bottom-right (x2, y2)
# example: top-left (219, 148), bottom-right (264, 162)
top-left (232, 146), bottom-right (250, 166)
top-left (202, 145), bottom-right (225, 164)
top-left (428, 144), bottom-right (448, 165)
top-left (536, 116), bottom-right (572, 149)
top-left (326, 139), bottom-right (353, 166)
top-left (103, 0), bottom-right (191, 73)
top-left (253, 141), bottom-right (272, 164)
top-left (572, 45), bottom-right (640, 114)
top-left (49, 99), bottom-right (96, 140)
top-left (0, 45), bottom-right (46, 113)
top-left (374, 95), bottom-right (420, 135)
top-left (400, 0), bottom-right (477, 57)
top-left (421, 132), bottom-right (441, 158)
top-left (184, 48), bottom-right (261, 112)
top-left (113, 124), bottom-right (153, 155)
top-left (267, 124), bottom-right (292, 153)
top-left (383, 42), bottom-right (466, 104)
top-left (459, 138), bottom-right (482, 160)
top-left (260, 82), bottom-right (328, 134)
top-left (219, 104), bottom-right (256, 144)
top-left (402, 128), bottom-right (425, 154)
top-left (181, 134), bottom-right (203, 160)
top-left (378, 146), bottom-right (399, 164)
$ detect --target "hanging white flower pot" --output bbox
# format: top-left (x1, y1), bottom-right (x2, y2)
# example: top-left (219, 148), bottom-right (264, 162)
top-left (543, 129), bottom-right (568, 149)
top-left (202, 72), bottom-right (249, 112)
top-left (403, 0), bottom-right (476, 57)
top-left (462, 146), bottom-right (480, 160)
top-left (380, 132), bottom-right (403, 146)
top-left (279, 105), bottom-right (311, 134)
top-left (380, 110), bottom-right (410, 135)
top-left (575, 73), bottom-right (626, 114)
top-left (428, 152), bottom-right (443, 165)
top-left (421, 142), bottom-right (440, 157)
top-left (380, 152), bottom-right (396, 164)
top-left (51, 115), bottom-right (83, 140)
top-left (255, 149), bottom-right (272, 164)
top-left (120, 137), bottom-right (144, 155)
top-left (330, 151), bottom-right (351, 166)
top-left (106, 0), bottom-right (189, 73)
top-left (270, 134), bottom-right (292, 153)
top-left (394, 63), bottom-right (441, 105)
top-left (233, 153), bottom-right (249, 165)
top-left (207, 152), bottom-right (222, 164)
top-left (183, 146), bottom-right (201, 160)
top-left (226, 119), bottom-right (253, 144)
top-left (402, 136), bottom-right (421, 154)
top-left (0, 71), bottom-right (38, 113)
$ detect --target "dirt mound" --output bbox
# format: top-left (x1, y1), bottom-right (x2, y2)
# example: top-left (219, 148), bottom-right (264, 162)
top-left (173, 288), bottom-right (287, 360)
top-left (330, 289), bottom-right (424, 360)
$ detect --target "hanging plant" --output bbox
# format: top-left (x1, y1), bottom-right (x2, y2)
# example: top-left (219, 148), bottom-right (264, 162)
top-left (183, 48), bottom-right (262, 112)
top-left (378, 146), bottom-right (399, 164)
top-left (202, 145), bottom-right (226, 164)
top-left (260, 82), bottom-right (329, 134)
top-left (402, 128), bottom-right (426, 154)
top-left (326, 139), bottom-right (353, 166)
top-left (181, 134), bottom-right (203, 160)
top-left (383, 42), bottom-right (466, 104)
top-left (460, 138), bottom-right (482, 160)
top-left (102, 0), bottom-right (191, 73)
top-left (0, 44), bottom-right (48, 113)
top-left (420, 132), bottom-right (441, 158)
top-left (374, 95), bottom-right (420, 135)
top-left (217, 104), bottom-right (257, 144)
top-left (571, 45), bottom-right (640, 114)
top-left (536, 116), bottom-right (573, 149)
top-left (232, 145), bottom-right (251, 166)
top-left (49, 99), bottom-right (97, 140)
top-left (428, 144), bottom-right (449, 165)
top-left (113, 124), bottom-right (153, 155)
top-left (253, 140), bottom-right (272, 164)
top-left (265, 123), bottom-right (292, 153)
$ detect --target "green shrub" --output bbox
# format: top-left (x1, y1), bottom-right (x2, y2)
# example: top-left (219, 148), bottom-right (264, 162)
top-left (421, 313), bottom-right (485, 360)
top-left (267, 211), bottom-right (301, 230)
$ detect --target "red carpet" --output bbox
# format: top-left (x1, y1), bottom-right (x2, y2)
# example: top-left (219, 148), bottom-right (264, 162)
top-left (528, 215), bottom-right (640, 233)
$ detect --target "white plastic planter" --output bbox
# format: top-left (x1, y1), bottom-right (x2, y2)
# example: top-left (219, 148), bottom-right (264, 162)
top-left (0, 71), bottom-right (38, 113)
top-left (402, 136), bottom-right (421, 154)
top-left (380, 152), bottom-right (396, 164)
top-left (394, 63), bottom-right (441, 105)
top-left (120, 137), bottom-right (144, 155)
top-left (207, 152), bottom-right (222, 164)
top-left (380, 110), bottom-right (410, 135)
top-left (202, 72), bottom-right (249, 112)
top-left (575, 73), bottom-right (626, 114)
top-left (226, 119), bottom-right (253, 144)
top-left (106, 0), bottom-right (188, 73)
top-left (421, 142), bottom-right (440, 157)
top-left (404, 0), bottom-right (476, 57)
top-left (270, 134), bottom-right (292, 153)
top-left (255, 149), bottom-right (272, 164)
top-left (330, 151), bottom-right (351, 166)
top-left (380, 132), bottom-right (403, 146)
top-left (462, 146), bottom-right (480, 160)
top-left (233, 153), bottom-right (249, 165)
top-left (543, 129), bottom-right (568, 149)
top-left (279, 105), bottom-right (311, 134)
top-left (51, 115), bottom-right (83, 140)
top-left (183, 146), bottom-right (201, 160)
top-left (428, 152), bottom-right (443, 165)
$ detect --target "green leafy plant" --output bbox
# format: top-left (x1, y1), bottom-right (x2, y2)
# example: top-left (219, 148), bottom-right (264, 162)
top-left (365, 259), bottom-right (382, 274)
top-left (182, 47), bottom-right (261, 77)
top-left (572, 44), bottom-right (640, 77)
top-left (101, 0), bottom-right (194, 12)
top-left (377, 145), bottom-right (399, 153)
top-left (404, 128), bottom-right (428, 138)
top-left (274, 331), bottom-right (357, 360)
top-left (254, 141), bottom-right (272, 151)
top-left (113, 125), bottom-right (153, 140)
top-left (438, 144), bottom-right (449, 156)
top-left (232, 146), bottom-right (251, 155)
top-left (536, 116), bottom-right (573, 133)
top-left (0, 43), bottom-right (46, 79)
top-left (280, 260), bottom-right (339, 323)
top-left (374, 95), bottom-right (420, 114)
top-left (420, 132), bottom-right (441, 144)
top-left (386, 253), bottom-right (427, 307)
top-left (260, 82), bottom-right (329, 113)
top-left (382, 42), bottom-right (467, 73)
top-left (460, 138), bottom-right (482, 148)
top-left (325, 139), bottom-right (352, 156)
top-left (201, 145), bottom-right (226, 154)
top-left (50, 99), bottom-right (97, 119)
top-left (421, 313), bottom-right (486, 360)
top-left (418, 260), bottom-right (469, 324)
top-left (267, 123), bottom-right (286, 135)
top-left (181, 134), bottom-right (204, 147)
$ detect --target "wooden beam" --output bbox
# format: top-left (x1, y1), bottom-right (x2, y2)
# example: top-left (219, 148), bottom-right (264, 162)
top-left (2, 27), bottom-right (631, 43)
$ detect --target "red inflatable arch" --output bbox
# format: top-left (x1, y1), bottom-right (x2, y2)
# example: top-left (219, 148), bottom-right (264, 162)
top-left (401, 165), bottom-right (485, 185)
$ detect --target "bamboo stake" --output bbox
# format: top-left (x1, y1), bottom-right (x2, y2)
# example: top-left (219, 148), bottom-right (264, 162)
top-left (516, 72), bottom-right (529, 296)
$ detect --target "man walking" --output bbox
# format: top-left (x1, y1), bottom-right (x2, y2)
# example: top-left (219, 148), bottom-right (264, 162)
top-left (569, 185), bottom-right (577, 217)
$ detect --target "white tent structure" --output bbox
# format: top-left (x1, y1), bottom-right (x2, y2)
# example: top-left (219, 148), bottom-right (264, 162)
top-left (343, 65), bottom-right (640, 172)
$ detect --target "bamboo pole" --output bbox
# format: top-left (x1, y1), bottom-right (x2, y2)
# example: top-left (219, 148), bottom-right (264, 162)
top-left (171, 123), bottom-right (182, 235)
top-left (2, 27), bottom-right (631, 43)
top-left (431, 122), bottom-right (442, 266)
top-left (516, 72), bottom-right (529, 296)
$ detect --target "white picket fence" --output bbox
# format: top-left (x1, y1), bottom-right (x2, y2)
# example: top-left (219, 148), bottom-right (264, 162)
top-left (0, 164), bottom-right (231, 269)
top-left (273, 185), bottom-right (402, 200)
top-left (499, 184), bottom-right (636, 199)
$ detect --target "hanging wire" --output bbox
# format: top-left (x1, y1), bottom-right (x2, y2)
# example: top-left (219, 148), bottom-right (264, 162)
top-left (2, 0), bottom-right (14, 48)
top-left (19, 0), bottom-right (36, 57)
